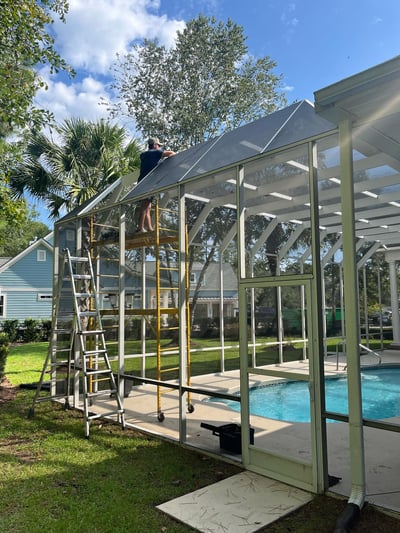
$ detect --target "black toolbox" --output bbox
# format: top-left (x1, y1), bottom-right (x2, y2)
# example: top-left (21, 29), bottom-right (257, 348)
top-left (200, 422), bottom-right (254, 453)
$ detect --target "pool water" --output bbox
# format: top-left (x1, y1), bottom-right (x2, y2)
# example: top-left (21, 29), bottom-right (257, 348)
top-left (213, 366), bottom-right (400, 423)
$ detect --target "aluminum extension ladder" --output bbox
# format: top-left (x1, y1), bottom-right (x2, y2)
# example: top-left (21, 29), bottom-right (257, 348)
top-left (29, 248), bottom-right (125, 438)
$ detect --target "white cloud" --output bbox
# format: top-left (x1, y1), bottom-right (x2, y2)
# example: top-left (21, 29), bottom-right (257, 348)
top-left (34, 1), bottom-right (187, 129)
top-left (35, 67), bottom-right (110, 124)
top-left (54, 0), bottom-right (185, 74)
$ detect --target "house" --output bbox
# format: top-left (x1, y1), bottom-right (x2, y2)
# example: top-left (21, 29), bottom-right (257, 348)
top-left (99, 256), bottom-right (237, 328)
top-left (0, 233), bottom-right (237, 325)
top-left (0, 233), bottom-right (54, 324)
top-left (141, 261), bottom-right (238, 320)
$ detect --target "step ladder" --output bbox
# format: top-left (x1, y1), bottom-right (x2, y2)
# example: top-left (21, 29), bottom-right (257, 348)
top-left (29, 248), bottom-right (125, 438)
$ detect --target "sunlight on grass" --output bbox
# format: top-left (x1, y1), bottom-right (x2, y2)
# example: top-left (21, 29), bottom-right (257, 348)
top-left (5, 342), bottom-right (49, 386)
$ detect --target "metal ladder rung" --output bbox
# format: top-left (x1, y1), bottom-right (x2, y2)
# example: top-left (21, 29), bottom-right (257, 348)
top-left (159, 346), bottom-right (178, 353)
top-left (159, 308), bottom-right (178, 314)
top-left (87, 410), bottom-right (124, 421)
top-left (83, 349), bottom-right (107, 356)
top-left (160, 266), bottom-right (179, 271)
top-left (69, 255), bottom-right (89, 262)
top-left (75, 292), bottom-right (93, 298)
top-left (72, 274), bottom-right (92, 280)
top-left (77, 311), bottom-right (98, 317)
top-left (85, 368), bottom-right (112, 376)
top-left (51, 347), bottom-right (72, 354)
top-left (160, 366), bottom-right (179, 373)
top-left (79, 329), bottom-right (104, 336)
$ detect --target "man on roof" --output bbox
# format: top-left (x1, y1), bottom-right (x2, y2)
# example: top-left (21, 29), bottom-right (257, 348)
top-left (137, 137), bottom-right (176, 232)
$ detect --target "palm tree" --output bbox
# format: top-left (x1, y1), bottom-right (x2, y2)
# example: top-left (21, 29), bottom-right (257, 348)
top-left (10, 118), bottom-right (141, 219)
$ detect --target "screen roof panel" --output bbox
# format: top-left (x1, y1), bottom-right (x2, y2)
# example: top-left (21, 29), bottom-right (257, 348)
top-left (123, 100), bottom-right (335, 202)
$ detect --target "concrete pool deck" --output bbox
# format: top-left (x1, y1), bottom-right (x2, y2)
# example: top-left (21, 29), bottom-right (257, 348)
top-left (92, 349), bottom-right (400, 524)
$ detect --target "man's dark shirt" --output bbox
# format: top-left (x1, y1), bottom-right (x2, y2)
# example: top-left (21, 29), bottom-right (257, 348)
top-left (138, 148), bottom-right (164, 183)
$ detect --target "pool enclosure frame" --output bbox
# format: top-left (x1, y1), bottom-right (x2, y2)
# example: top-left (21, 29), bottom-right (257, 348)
top-left (49, 57), bottom-right (400, 504)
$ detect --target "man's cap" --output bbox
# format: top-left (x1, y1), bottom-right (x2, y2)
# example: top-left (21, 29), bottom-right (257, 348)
top-left (148, 137), bottom-right (161, 146)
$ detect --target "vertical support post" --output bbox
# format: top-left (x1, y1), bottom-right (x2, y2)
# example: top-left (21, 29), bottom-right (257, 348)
top-left (118, 207), bottom-right (126, 399)
top-left (308, 140), bottom-right (328, 493)
top-left (237, 164), bottom-right (251, 465)
top-left (362, 267), bottom-right (369, 346)
top-left (73, 219), bottom-right (83, 406)
top-left (50, 227), bottom-right (61, 398)
top-left (141, 240), bottom-right (147, 377)
top-left (250, 271), bottom-right (256, 367)
top-left (178, 185), bottom-right (188, 441)
top-left (386, 257), bottom-right (400, 347)
top-left (219, 253), bottom-right (225, 372)
top-left (339, 117), bottom-right (365, 506)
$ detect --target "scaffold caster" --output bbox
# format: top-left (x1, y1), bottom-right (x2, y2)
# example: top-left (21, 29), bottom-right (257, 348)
top-left (158, 411), bottom-right (165, 422)
top-left (187, 403), bottom-right (195, 413)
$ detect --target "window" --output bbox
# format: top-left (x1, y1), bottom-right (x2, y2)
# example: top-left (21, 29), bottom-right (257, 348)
top-left (38, 293), bottom-right (52, 301)
top-left (37, 250), bottom-right (46, 262)
top-left (190, 272), bottom-right (204, 285)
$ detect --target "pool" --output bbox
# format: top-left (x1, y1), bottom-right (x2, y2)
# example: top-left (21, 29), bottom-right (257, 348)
top-left (210, 366), bottom-right (400, 423)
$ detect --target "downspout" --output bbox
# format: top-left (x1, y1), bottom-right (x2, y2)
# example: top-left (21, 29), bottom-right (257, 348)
top-left (334, 118), bottom-right (365, 532)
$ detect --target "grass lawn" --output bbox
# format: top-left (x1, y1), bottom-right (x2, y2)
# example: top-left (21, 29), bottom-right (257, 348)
top-left (1, 341), bottom-right (399, 532)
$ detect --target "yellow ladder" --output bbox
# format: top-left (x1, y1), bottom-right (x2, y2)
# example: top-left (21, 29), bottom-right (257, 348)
top-left (154, 203), bottom-right (192, 421)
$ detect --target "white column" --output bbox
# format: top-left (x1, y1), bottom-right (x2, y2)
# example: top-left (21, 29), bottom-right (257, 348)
top-left (388, 258), bottom-right (400, 347)
top-left (339, 117), bottom-right (365, 507)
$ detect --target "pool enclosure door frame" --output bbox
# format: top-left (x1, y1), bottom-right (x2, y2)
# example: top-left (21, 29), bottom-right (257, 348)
top-left (238, 276), bottom-right (328, 493)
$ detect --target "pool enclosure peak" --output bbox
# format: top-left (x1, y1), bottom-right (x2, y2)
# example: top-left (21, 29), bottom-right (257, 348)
top-left (123, 99), bottom-right (334, 202)
top-left (54, 99), bottom-right (334, 223)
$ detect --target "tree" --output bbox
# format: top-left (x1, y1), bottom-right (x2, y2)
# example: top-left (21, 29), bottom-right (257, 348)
top-left (186, 202), bottom-right (237, 323)
top-left (0, 1), bottom-right (72, 227)
top-left (109, 14), bottom-right (287, 150)
top-left (109, 15), bottom-right (287, 329)
top-left (0, 204), bottom-right (49, 257)
top-left (9, 119), bottom-right (142, 219)
top-left (0, 0), bottom-right (72, 131)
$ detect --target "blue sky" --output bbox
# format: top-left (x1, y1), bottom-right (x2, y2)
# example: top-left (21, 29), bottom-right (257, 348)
top-left (33, 0), bottom-right (400, 225)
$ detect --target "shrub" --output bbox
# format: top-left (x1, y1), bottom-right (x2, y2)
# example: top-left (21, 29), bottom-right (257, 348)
top-left (40, 319), bottom-right (52, 341)
top-left (193, 317), bottom-right (220, 338)
top-left (0, 332), bottom-right (9, 379)
top-left (22, 318), bottom-right (41, 343)
top-left (2, 319), bottom-right (19, 343)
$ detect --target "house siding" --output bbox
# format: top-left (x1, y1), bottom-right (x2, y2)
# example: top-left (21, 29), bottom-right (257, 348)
top-left (0, 239), bottom-right (53, 323)
top-left (1, 290), bottom-right (52, 321)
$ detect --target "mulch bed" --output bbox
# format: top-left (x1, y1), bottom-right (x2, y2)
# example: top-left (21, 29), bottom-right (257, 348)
top-left (0, 377), bottom-right (18, 403)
